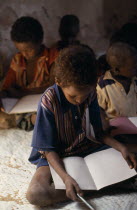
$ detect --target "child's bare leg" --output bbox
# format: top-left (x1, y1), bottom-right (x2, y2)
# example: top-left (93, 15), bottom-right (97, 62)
top-left (26, 166), bottom-right (69, 206)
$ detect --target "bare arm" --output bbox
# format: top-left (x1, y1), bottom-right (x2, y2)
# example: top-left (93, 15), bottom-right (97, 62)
top-left (99, 106), bottom-right (137, 170)
top-left (100, 107), bottom-right (110, 130)
top-left (103, 135), bottom-right (137, 170)
top-left (43, 151), bottom-right (83, 201)
top-left (0, 90), bottom-right (8, 110)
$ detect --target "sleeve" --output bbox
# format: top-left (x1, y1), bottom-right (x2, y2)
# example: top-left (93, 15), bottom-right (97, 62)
top-left (2, 68), bottom-right (16, 91)
top-left (96, 83), bottom-right (108, 111)
top-left (1, 54), bottom-right (20, 91)
top-left (31, 99), bottom-right (59, 152)
top-left (49, 47), bottom-right (59, 67)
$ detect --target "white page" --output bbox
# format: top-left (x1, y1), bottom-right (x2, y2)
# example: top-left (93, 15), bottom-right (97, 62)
top-left (128, 117), bottom-right (137, 127)
top-left (49, 156), bottom-right (96, 190)
top-left (84, 148), bottom-right (136, 190)
top-left (9, 94), bottom-right (41, 114)
top-left (2, 98), bottom-right (18, 113)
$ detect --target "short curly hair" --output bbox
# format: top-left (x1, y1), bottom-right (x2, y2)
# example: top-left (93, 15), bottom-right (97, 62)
top-left (107, 42), bottom-right (137, 69)
top-left (59, 14), bottom-right (79, 39)
top-left (54, 45), bottom-right (97, 88)
top-left (10, 16), bottom-right (44, 44)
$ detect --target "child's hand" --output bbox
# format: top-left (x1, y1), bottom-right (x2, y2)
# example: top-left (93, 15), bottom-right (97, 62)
top-left (121, 147), bottom-right (137, 170)
top-left (64, 175), bottom-right (83, 201)
top-left (0, 98), bottom-right (4, 112)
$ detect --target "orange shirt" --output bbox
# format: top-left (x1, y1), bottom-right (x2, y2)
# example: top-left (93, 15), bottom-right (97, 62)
top-left (2, 46), bottom-right (50, 91)
top-left (49, 47), bottom-right (59, 67)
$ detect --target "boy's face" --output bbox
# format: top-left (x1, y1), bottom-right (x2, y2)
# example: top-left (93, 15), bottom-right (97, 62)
top-left (119, 57), bottom-right (137, 78)
top-left (61, 85), bottom-right (95, 105)
top-left (14, 42), bottom-right (41, 61)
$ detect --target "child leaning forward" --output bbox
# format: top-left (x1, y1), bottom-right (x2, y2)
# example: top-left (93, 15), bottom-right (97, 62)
top-left (27, 45), bottom-right (137, 207)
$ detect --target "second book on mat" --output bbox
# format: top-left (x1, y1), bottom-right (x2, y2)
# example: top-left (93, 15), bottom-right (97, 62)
top-left (1, 94), bottom-right (41, 114)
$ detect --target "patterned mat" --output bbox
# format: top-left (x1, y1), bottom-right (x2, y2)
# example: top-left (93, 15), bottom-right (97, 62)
top-left (0, 129), bottom-right (137, 210)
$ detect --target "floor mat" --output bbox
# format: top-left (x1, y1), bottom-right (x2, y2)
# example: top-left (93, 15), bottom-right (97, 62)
top-left (0, 129), bottom-right (137, 210)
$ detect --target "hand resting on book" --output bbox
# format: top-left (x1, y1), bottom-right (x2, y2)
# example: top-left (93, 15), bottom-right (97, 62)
top-left (64, 174), bottom-right (83, 201)
top-left (121, 146), bottom-right (137, 170)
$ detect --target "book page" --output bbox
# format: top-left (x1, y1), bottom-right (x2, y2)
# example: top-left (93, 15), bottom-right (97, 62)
top-left (84, 148), bottom-right (136, 190)
top-left (2, 98), bottom-right (18, 113)
top-left (49, 156), bottom-right (97, 190)
top-left (110, 117), bottom-right (137, 136)
top-left (9, 94), bottom-right (41, 114)
top-left (129, 117), bottom-right (137, 127)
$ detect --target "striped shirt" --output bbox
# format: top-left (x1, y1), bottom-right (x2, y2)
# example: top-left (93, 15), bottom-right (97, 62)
top-left (97, 71), bottom-right (137, 119)
top-left (29, 84), bottom-right (106, 167)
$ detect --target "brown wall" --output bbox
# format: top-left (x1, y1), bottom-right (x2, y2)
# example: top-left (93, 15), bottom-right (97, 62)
top-left (0, 0), bottom-right (137, 78)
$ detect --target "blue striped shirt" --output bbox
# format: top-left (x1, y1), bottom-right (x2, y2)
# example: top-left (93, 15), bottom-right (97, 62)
top-left (29, 84), bottom-right (106, 167)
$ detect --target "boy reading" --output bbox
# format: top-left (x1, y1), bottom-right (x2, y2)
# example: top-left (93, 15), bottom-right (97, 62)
top-left (0, 16), bottom-right (50, 130)
top-left (27, 45), bottom-right (137, 207)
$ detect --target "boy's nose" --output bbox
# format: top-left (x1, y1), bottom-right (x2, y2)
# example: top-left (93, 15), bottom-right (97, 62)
top-left (22, 52), bottom-right (27, 58)
top-left (22, 51), bottom-right (29, 59)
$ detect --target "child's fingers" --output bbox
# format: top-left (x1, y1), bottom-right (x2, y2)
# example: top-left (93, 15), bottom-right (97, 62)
top-left (66, 186), bottom-right (78, 201)
top-left (125, 157), bottom-right (134, 169)
top-left (74, 183), bottom-right (83, 197)
top-left (70, 190), bottom-right (77, 201)
top-left (130, 155), bottom-right (137, 170)
top-left (65, 181), bottom-right (81, 201)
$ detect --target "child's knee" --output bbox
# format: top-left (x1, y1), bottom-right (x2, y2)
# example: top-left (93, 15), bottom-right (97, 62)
top-left (26, 185), bottom-right (52, 206)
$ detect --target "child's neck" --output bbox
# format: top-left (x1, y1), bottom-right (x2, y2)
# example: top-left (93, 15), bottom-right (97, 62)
top-left (112, 73), bottom-right (132, 94)
top-left (113, 74), bottom-right (131, 81)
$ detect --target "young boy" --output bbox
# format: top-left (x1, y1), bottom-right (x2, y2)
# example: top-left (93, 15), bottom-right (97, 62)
top-left (97, 42), bottom-right (137, 120)
top-left (0, 16), bottom-right (50, 130)
top-left (49, 14), bottom-right (80, 66)
top-left (49, 14), bottom-right (80, 85)
top-left (97, 42), bottom-right (137, 150)
top-left (27, 45), bottom-right (137, 207)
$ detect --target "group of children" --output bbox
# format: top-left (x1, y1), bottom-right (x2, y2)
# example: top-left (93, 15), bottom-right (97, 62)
top-left (0, 15), bottom-right (137, 207)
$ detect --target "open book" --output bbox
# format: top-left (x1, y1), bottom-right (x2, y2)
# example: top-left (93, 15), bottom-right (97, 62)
top-left (109, 117), bottom-right (137, 136)
top-left (1, 94), bottom-right (41, 114)
top-left (49, 148), bottom-right (136, 190)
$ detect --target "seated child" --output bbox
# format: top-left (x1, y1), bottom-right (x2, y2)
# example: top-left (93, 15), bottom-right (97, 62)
top-left (97, 42), bottom-right (137, 120)
top-left (97, 42), bottom-right (137, 148)
top-left (26, 45), bottom-right (137, 207)
top-left (0, 16), bottom-right (50, 130)
top-left (49, 14), bottom-right (80, 84)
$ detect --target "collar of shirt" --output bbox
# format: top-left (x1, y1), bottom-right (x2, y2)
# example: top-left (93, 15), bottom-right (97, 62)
top-left (104, 70), bottom-right (137, 84)
top-left (17, 44), bottom-right (48, 67)
top-left (54, 84), bottom-right (97, 113)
